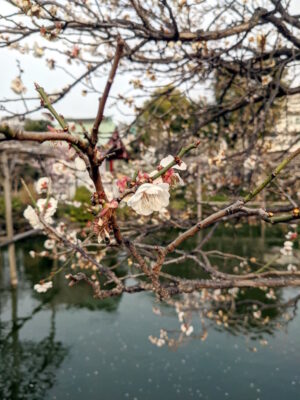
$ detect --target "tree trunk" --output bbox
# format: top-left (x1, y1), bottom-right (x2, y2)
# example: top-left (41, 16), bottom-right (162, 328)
top-left (2, 151), bottom-right (18, 287)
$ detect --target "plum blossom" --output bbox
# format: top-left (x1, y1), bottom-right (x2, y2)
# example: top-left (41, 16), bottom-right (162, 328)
top-left (29, 250), bottom-right (36, 258)
top-left (37, 198), bottom-right (58, 220)
top-left (160, 155), bottom-right (187, 171)
top-left (24, 197), bottom-right (58, 229)
top-left (35, 177), bottom-right (51, 194)
top-left (285, 231), bottom-right (297, 240)
top-left (24, 206), bottom-right (43, 229)
top-left (116, 176), bottom-right (130, 193)
top-left (180, 323), bottom-right (194, 336)
top-left (127, 183), bottom-right (170, 216)
top-left (148, 336), bottom-right (165, 347)
top-left (280, 240), bottom-right (293, 256)
top-left (67, 230), bottom-right (79, 244)
top-left (266, 289), bottom-right (276, 300)
top-left (10, 76), bottom-right (27, 95)
top-left (44, 239), bottom-right (55, 250)
top-left (34, 281), bottom-right (53, 293)
top-left (33, 42), bottom-right (44, 57)
top-left (253, 310), bottom-right (262, 319)
top-left (149, 155), bottom-right (186, 187)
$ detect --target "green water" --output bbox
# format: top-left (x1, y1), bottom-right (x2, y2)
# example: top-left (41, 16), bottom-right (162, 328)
top-left (0, 230), bottom-right (300, 400)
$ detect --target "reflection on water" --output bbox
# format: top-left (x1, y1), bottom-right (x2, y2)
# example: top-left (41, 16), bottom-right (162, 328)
top-left (0, 231), bottom-right (300, 400)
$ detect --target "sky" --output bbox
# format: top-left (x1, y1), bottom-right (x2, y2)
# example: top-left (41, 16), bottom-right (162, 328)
top-left (0, 0), bottom-right (300, 123)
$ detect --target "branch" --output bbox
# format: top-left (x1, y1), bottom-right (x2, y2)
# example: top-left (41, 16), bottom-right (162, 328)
top-left (244, 146), bottom-right (300, 203)
top-left (91, 37), bottom-right (124, 145)
top-left (0, 124), bottom-right (88, 152)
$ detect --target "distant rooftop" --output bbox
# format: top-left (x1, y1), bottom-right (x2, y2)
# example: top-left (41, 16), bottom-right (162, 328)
top-left (65, 116), bottom-right (116, 145)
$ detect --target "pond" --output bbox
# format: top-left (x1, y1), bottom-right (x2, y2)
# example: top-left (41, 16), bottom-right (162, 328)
top-left (0, 228), bottom-right (300, 400)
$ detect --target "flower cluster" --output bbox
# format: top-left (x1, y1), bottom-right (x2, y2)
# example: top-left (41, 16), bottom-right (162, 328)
top-left (280, 240), bottom-right (293, 256)
top-left (23, 177), bottom-right (57, 230)
top-left (127, 155), bottom-right (186, 216)
top-left (34, 281), bottom-right (53, 293)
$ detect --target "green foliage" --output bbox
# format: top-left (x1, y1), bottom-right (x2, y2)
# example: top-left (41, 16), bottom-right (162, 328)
top-left (57, 187), bottom-right (93, 225)
top-left (0, 195), bottom-right (26, 230)
top-left (73, 186), bottom-right (91, 203)
top-left (57, 203), bottom-right (92, 225)
top-left (135, 86), bottom-right (196, 148)
top-left (24, 119), bottom-right (52, 132)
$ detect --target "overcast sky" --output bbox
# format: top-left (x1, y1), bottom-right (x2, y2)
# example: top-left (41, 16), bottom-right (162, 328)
top-left (1, 1), bottom-right (300, 123)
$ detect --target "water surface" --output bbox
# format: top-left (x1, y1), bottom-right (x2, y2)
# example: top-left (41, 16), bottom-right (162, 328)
top-left (0, 230), bottom-right (299, 400)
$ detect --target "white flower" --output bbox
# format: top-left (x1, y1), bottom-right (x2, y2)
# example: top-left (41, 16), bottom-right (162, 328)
top-left (253, 310), bottom-right (262, 319)
top-left (56, 222), bottom-right (66, 234)
top-left (37, 197), bottom-right (58, 221)
top-left (73, 201), bottom-right (81, 208)
top-left (181, 323), bottom-right (194, 336)
top-left (158, 207), bottom-right (171, 220)
top-left (24, 198), bottom-right (57, 229)
top-left (67, 230), bottom-right (79, 244)
top-left (29, 250), bottom-right (36, 258)
top-left (74, 157), bottom-right (86, 171)
top-left (178, 311), bottom-right (185, 322)
top-left (44, 239), bottom-right (55, 250)
top-left (33, 42), bottom-right (44, 57)
top-left (160, 155), bottom-right (187, 171)
top-left (127, 183), bottom-right (170, 216)
top-left (280, 240), bottom-right (293, 256)
top-left (10, 76), bottom-right (27, 95)
top-left (148, 335), bottom-right (165, 347)
top-left (34, 281), bottom-right (53, 293)
top-left (149, 170), bottom-right (163, 184)
top-left (266, 289), bottom-right (276, 300)
top-left (35, 177), bottom-right (51, 194)
top-left (24, 206), bottom-right (43, 229)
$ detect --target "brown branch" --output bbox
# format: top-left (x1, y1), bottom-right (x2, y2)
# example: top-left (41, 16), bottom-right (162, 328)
top-left (91, 36), bottom-right (124, 145)
top-left (0, 124), bottom-right (88, 153)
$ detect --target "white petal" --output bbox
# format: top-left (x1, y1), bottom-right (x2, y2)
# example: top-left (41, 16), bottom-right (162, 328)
top-left (160, 155), bottom-right (174, 167)
top-left (173, 161), bottom-right (187, 171)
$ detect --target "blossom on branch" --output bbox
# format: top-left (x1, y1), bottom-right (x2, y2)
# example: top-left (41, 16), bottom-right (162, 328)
top-left (280, 240), bottom-right (293, 256)
top-left (35, 177), bottom-right (51, 194)
top-left (127, 183), bottom-right (170, 216)
top-left (37, 198), bottom-right (58, 220)
top-left (24, 197), bottom-right (58, 229)
top-left (24, 206), bottom-right (43, 229)
top-left (44, 239), bottom-right (55, 250)
top-left (10, 76), bottom-right (27, 95)
top-left (34, 281), bottom-right (53, 293)
top-left (160, 155), bottom-right (187, 171)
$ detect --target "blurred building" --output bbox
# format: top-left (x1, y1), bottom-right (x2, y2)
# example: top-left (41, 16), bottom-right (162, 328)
top-left (271, 94), bottom-right (300, 152)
